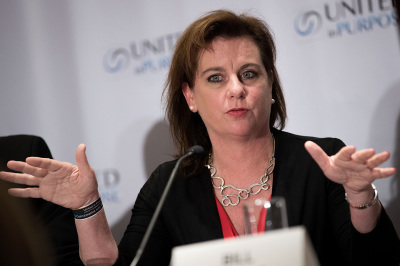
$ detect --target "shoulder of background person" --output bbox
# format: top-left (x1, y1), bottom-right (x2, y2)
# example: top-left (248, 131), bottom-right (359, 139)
top-left (0, 135), bottom-right (53, 166)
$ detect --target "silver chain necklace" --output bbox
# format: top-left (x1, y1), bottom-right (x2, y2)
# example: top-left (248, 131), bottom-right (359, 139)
top-left (205, 135), bottom-right (275, 207)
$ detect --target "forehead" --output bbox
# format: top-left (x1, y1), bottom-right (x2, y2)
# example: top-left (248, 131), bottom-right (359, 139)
top-left (196, 36), bottom-right (262, 69)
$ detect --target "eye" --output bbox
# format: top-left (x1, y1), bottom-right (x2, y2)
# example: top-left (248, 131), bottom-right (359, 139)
top-left (208, 75), bottom-right (222, 83)
top-left (241, 71), bottom-right (256, 79)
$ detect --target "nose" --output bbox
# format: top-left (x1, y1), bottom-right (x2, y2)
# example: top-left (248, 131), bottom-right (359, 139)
top-left (227, 75), bottom-right (245, 99)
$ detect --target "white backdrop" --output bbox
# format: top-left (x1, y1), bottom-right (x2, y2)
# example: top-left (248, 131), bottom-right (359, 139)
top-left (1, 0), bottom-right (399, 242)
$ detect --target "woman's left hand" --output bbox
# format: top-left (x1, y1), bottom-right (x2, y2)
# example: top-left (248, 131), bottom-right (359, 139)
top-left (304, 141), bottom-right (396, 194)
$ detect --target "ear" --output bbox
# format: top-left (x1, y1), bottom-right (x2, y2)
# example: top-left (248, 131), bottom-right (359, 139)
top-left (268, 70), bottom-right (274, 86)
top-left (182, 82), bottom-right (197, 112)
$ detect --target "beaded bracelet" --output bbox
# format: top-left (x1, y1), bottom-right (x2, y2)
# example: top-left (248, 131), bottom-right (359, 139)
top-left (72, 197), bottom-right (103, 220)
top-left (345, 184), bottom-right (379, 209)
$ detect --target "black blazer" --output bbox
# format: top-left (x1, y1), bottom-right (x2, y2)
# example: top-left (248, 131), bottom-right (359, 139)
top-left (0, 135), bottom-right (83, 266)
top-left (117, 129), bottom-right (400, 266)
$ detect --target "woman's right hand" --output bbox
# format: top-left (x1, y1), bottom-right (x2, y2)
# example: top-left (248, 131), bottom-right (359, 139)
top-left (0, 144), bottom-right (99, 210)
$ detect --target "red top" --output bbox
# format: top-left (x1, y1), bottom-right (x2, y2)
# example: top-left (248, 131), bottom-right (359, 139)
top-left (215, 196), bottom-right (267, 238)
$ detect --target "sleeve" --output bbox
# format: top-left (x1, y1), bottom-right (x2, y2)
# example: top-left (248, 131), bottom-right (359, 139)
top-left (115, 163), bottom-right (173, 266)
top-left (350, 203), bottom-right (400, 265)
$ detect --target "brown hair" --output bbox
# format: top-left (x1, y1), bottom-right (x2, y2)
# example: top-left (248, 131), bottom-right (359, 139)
top-left (163, 9), bottom-right (286, 176)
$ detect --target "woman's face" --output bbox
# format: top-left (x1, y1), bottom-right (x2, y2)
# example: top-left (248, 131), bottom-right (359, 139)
top-left (182, 36), bottom-right (273, 141)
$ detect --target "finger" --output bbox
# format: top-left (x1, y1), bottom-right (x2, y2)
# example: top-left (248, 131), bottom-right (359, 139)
top-left (7, 160), bottom-right (49, 178)
top-left (350, 148), bottom-right (375, 164)
top-left (76, 144), bottom-right (92, 176)
top-left (0, 171), bottom-right (41, 186)
top-left (25, 157), bottom-right (64, 172)
top-left (304, 141), bottom-right (331, 173)
top-left (9, 187), bottom-right (41, 198)
top-left (366, 151), bottom-right (391, 169)
top-left (6, 160), bottom-right (31, 173)
top-left (334, 145), bottom-right (356, 162)
top-left (371, 167), bottom-right (396, 179)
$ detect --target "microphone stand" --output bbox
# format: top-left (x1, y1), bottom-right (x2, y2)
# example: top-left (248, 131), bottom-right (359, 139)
top-left (130, 146), bottom-right (203, 266)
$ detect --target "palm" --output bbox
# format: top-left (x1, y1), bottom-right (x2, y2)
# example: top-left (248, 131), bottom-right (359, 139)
top-left (35, 161), bottom-right (97, 209)
top-left (305, 141), bottom-right (395, 193)
top-left (323, 154), bottom-right (374, 191)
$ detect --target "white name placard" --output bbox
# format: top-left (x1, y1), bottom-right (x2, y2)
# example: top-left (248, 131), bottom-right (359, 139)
top-left (171, 226), bottom-right (320, 266)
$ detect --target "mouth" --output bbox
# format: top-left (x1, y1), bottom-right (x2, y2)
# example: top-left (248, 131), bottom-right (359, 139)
top-left (227, 108), bottom-right (248, 118)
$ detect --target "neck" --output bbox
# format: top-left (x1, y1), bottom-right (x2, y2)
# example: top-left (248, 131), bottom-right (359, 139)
top-left (210, 131), bottom-right (274, 165)
top-left (208, 131), bottom-right (275, 185)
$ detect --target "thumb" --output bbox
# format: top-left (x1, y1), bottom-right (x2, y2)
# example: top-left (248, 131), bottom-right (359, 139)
top-left (76, 144), bottom-right (92, 175)
top-left (304, 141), bottom-right (330, 173)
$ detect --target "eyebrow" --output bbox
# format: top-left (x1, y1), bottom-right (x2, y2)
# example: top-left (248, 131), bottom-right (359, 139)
top-left (200, 63), bottom-right (262, 78)
top-left (200, 67), bottom-right (224, 78)
top-left (239, 63), bottom-right (262, 71)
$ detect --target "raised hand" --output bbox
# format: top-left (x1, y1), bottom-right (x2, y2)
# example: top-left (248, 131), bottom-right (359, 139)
top-left (0, 144), bottom-right (99, 209)
top-left (304, 141), bottom-right (396, 194)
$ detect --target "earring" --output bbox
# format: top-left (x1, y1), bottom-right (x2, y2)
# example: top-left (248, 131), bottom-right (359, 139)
top-left (189, 106), bottom-right (194, 111)
top-left (271, 99), bottom-right (275, 104)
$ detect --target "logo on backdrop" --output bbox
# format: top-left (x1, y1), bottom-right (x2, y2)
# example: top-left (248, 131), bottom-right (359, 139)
top-left (295, 11), bottom-right (323, 36)
top-left (103, 32), bottom-right (181, 75)
top-left (97, 168), bottom-right (121, 203)
top-left (294, 0), bottom-right (397, 39)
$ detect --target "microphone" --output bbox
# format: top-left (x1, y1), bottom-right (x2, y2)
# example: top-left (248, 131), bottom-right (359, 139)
top-left (130, 145), bottom-right (204, 266)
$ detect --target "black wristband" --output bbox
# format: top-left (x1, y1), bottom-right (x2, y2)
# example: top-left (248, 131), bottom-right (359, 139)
top-left (72, 197), bottom-right (103, 220)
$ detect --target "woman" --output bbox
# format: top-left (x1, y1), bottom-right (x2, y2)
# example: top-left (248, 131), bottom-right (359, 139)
top-left (0, 10), bottom-right (399, 266)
